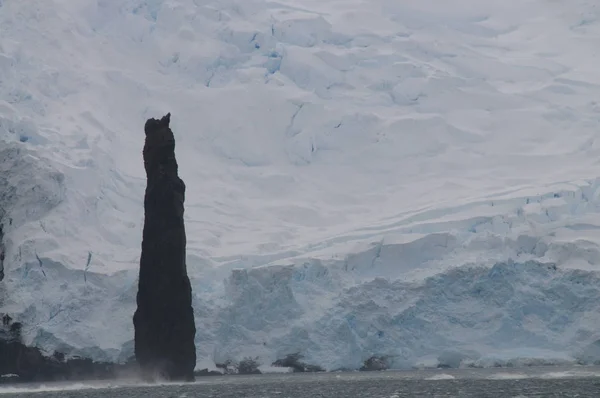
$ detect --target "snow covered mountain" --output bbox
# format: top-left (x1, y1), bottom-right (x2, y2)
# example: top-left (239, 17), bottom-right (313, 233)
top-left (2, 0), bottom-right (600, 370)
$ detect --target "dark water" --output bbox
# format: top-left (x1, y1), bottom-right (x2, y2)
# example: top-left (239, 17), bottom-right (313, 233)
top-left (2, 367), bottom-right (600, 397)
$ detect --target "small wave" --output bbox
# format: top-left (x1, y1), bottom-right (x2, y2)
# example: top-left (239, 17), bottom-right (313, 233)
top-left (0, 382), bottom-right (120, 394)
top-left (537, 370), bottom-right (600, 379)
top-left (258, 366), bottom-right (294, 374)
top-left (425, 373), bottom-right (455, 380)
top-left (0, 377), bottom-right (227, 395)
top-left (0, 379), bottom-right (199, 395)
top-left (486, 373), bottom-right (529, 380)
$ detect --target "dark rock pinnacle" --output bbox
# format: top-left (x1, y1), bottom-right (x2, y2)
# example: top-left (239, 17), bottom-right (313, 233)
top-left (133, 113), bottom-right (196, 381)
top-left (0, 224), bottom-right (5, 281)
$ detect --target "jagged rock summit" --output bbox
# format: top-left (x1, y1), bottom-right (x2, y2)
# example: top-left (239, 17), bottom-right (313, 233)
top-left (133, 113), bottom-right (196, 381)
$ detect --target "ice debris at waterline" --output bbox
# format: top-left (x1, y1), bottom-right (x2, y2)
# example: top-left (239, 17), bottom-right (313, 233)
top-left (133, 113), bottom-right (196, 382)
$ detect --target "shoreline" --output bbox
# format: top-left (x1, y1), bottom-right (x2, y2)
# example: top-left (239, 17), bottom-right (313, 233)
top-left (2, 364), bottom-right (600, 391)
top-left (2, 349), bottom-right (600, 387)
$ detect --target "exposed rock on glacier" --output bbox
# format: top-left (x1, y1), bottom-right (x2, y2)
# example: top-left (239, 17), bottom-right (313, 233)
top-left (133, 113), bottom-right (196, 381)
top-left (360, 356), bottom-right (390, 371)
top-left (271, 353), bottom-right (324, 373)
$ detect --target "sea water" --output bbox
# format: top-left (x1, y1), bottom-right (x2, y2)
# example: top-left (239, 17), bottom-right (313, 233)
top-left (1, 366), bottom-right (600, 397)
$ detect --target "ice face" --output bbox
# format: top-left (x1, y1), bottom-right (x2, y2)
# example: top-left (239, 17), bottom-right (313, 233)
top-left (2, 0), bottom-right (600, 370)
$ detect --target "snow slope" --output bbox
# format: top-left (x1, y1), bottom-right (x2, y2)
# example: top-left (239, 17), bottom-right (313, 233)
top-left (2, 0), bottom-right (600, 370)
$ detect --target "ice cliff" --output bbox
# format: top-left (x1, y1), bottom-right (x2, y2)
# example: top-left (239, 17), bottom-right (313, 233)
top-left (2, 0), bottom-right (600, 371)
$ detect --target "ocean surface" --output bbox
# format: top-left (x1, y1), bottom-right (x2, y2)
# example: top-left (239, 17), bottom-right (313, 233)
top-left (1, 366), bottom-right (600, 397)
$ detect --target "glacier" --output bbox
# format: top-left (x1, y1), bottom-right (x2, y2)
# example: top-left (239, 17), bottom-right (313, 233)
top-left (2, 0), bottom-right (600, 371)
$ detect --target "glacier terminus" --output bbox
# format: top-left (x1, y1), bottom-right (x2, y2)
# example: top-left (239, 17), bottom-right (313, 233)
top-left (1, 0), bottom-right (600, 373)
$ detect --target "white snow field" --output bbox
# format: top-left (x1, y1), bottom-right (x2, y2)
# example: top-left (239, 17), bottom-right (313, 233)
top-left (2, 0), bottom-right (600, 371)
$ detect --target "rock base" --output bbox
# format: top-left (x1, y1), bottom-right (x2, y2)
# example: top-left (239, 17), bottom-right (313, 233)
top-left (0, 339), bottom-right (138, 384)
